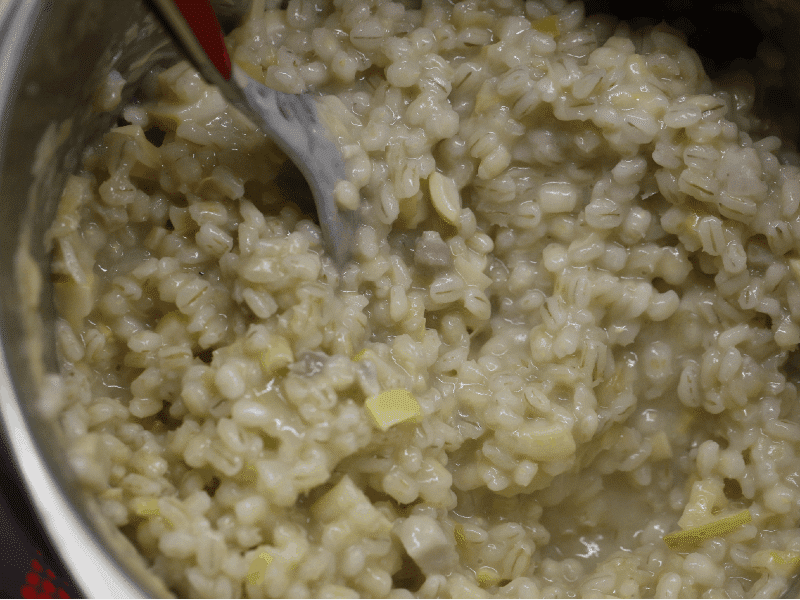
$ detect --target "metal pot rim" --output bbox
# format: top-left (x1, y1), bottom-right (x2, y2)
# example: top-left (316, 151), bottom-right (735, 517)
top-left (0, 2), bottom-right (149, 597)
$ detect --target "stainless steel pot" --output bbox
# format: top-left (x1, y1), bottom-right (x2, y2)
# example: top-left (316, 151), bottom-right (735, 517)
top-left (0, 1), bottom-right (799, 598)
top-left (0, 1), bottom-right (241, 596)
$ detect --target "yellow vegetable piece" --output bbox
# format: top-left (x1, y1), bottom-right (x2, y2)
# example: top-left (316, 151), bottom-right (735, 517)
top-left (770, 551), bottom-right (800, 567)
top-left (454, 525), bottom-right (467, 548)
top-left (678, 478), bottom-right (724, 528)
top-left (649, 431), bottom-right (673, 460)
top-left (134, 498), bottom-right (160, 517)
top-left (246, 551), bottom-right (274, 586)
top-left (476, 567), bottom-right (502, 588)
top-left (132, 498), bottom-right (174, 527)
top-left (532, 15), bottom-right (560, 37)
top-left (310, 476), bottom-right (362, 523)
top-left (235, 58), bottom-right (264, 81)
top-left (663, 509), bottom-right (751, 551)
top-left (751, 549), bottom-right (800, 577)
top-left (239, 464), bottom-right (258, 484)
top-left (352, 348), bottom-right (367, 362)
top-left (365, 389), bottom-right (421, 431)
top-left (474, 80), bottom-right (503, 114)
top-left (260, 335), bottom-right (293, 374)
top-left (513, 420), bottom-right (576, 462)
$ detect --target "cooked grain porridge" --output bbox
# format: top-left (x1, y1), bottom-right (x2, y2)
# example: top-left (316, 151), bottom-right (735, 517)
top-left (44, 0), bottom-right (800, 597)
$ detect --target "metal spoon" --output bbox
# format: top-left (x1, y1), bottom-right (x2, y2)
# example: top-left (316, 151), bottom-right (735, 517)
top-left (146, 0), bottom-right (356, 266)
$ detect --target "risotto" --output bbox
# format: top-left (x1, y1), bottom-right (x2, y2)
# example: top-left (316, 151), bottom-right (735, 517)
top-left (44, 0), bottom-right (800, 597)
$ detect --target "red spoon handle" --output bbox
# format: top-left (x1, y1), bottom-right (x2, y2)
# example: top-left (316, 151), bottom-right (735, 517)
top-left (171, 0), bottom-right (231, 80)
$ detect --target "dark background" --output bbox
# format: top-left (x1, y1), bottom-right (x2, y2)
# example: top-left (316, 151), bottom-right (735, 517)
top-left (0, 435), bottom-right (80, 599)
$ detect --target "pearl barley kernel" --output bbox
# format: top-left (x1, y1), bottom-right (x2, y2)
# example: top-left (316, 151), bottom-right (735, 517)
top-left (539, 181), bottom-right (578, 213)
top-left (429, 171), bottom-right (461, 224)
top-left (334, 179), bottom-right (360, 211)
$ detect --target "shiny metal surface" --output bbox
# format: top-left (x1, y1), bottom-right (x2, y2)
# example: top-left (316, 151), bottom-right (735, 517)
top-left (0, 1), bottom-right (228, 597)
top-left (0, 1), bottom-right (798, 598)
top-left (148, 0), bottom-right (356, 265)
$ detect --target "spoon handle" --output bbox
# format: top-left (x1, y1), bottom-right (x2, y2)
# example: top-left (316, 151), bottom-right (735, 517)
top-left (146, 0), bottom-right (356, 265)
top-left (171, 0), bottom-right (231, 79)
top-left (146, 0), bottom-right (249, 112)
